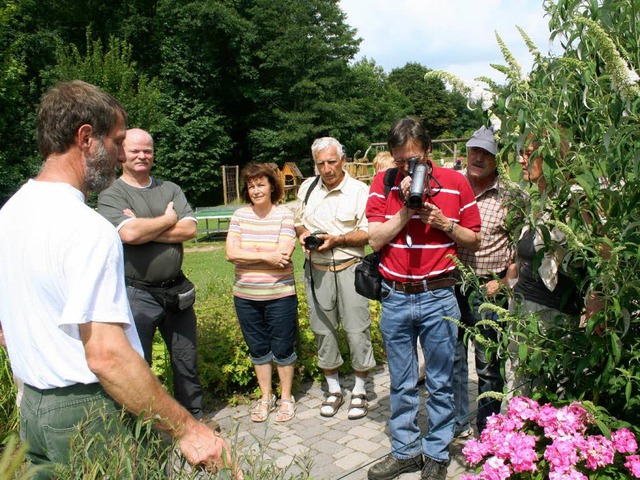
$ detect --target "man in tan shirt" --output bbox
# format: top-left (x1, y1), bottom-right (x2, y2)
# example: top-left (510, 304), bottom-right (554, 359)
top-left (295, 137), bottom-right (375, 420)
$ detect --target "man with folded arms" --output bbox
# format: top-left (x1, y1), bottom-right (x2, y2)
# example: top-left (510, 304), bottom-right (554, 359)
top-left (98, 128), bottom-right (205, 421)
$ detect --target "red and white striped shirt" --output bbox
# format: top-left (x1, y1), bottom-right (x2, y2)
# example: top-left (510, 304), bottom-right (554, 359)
top-left (366, 167), bottom-right (481, 282)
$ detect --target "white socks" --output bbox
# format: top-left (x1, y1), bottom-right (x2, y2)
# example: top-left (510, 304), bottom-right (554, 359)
top-left (320, 374), bottom-right (342, 416)
top-left (353, 375), bottom-right (366, 396)
top-left (326, 373), bottom-right (341, 394)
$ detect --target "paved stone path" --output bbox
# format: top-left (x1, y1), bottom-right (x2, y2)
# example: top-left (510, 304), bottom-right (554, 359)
top-left (208, 362), bottom-right (480, 479)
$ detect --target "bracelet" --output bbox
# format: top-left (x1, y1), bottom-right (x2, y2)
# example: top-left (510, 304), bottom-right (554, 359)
top-left (340, 234), bottom-right (346, 246)
top-left (446, 221), bottom-right (455, 233)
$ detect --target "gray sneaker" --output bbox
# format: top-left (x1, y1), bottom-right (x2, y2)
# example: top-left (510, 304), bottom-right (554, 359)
top-left (421, 456), bottom-right (449, 480)
top-left (368, 453), bottom-right (424, 480)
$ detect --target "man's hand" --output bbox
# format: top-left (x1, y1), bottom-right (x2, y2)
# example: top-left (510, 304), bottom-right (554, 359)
top-left (178, 421), bottom-right (243, 478)
top-left (297, 231), bottom-right (311, 254)
top-left (315, 233), bottom-right (341, 252)
top-left (417, 202), bottom-right (450, 230)
top-left (484, 279), bottom-right (502, 297)
top-left (164, 201), bottom-right (178, 224)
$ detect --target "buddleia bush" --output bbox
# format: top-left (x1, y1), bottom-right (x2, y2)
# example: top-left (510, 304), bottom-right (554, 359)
top-left (434, 0), bottom-right (640, 422)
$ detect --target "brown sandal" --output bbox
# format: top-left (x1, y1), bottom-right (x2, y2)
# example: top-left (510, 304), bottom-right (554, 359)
top-left (347, 393), bottom-right (368, 420)
top-left (275, 396), bottom-right (296, 423)
top-left (320, 392), bottom-right (344, 417)
top-left (250, 394), bottom-right (276, 423)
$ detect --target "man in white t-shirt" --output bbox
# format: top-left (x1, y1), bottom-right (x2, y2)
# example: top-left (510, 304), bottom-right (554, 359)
top-left (0, 80), bottom-right (235, 478)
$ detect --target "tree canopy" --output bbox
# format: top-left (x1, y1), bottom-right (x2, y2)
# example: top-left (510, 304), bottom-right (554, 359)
top-left (0, 0), bottom-right (479, 206)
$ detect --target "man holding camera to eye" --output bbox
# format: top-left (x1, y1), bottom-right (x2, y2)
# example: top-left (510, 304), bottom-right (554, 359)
top-left (366, 117), bottom-right (481, 480)
top-left (294, 137), bottom-right (375, 420)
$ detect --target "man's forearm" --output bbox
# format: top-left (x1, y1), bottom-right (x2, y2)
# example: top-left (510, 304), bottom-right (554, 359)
top-left (80, 322), bottom-right (193, 436)
top-left (154, 219), bottom-right (197, 244)
top-left (119, 216), bottom-right (177, 245)
top-left (342, 229), bottom-right (369, 248)
top-left (447, 223), bottom-right (481, 251)
top-left (368, 207), bottom-right (412, 251)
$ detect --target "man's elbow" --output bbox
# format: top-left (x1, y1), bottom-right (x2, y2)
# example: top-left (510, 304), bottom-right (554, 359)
top-left (184, 224), bottom-right (197, 240)
top-left (118, 229), bottom-right (144, 245)
top-left (368, 236), bottom-right (384, 252)
top-left (467, 233), bottom-right (482, 252)
top-left (84, 345), bottom-right (119, 378)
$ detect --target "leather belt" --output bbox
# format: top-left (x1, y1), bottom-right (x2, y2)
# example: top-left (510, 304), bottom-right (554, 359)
top-left (383, 276), bottom-right (456, 293)
top-left (311, 257), bottom-right (359, 272)
top-left (126, 272), bottom-right (184, 290)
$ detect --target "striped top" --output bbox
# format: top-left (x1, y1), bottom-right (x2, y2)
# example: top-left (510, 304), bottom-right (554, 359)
top-left (366, 166), bottom-right (481, 282)
top-left (228, 205), bottom-right (296, 300)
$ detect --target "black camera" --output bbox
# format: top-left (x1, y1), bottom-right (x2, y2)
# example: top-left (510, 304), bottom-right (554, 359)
top-left (304, 231), bottom-right (327, 250)
top-left (407, 159), bottom-right (427, 210)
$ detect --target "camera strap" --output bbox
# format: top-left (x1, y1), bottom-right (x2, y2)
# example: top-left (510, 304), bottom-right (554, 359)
top-left (303, 175), bottom-right (321, 206)
top-left (304, 168), bottom-right (397, 313)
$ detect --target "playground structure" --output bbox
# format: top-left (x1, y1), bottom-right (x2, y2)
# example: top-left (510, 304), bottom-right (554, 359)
top-left (219, 137), bottom-right (468, 205)
top-left (204, 137), bottom-right (469, 240)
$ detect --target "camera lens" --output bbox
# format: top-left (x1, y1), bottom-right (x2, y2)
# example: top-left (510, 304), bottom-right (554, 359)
top-left (305, 234), bottom-right (323, 250)
top-left (408, 163), bottom-right (426, 209)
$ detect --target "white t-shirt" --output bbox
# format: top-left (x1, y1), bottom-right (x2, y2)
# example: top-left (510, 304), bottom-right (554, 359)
top-left (0, 180), bottom-right (143, 388)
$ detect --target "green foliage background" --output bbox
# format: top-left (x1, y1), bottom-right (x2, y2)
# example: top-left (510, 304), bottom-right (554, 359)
top-left (452, 0), bottom-right (640, 424)
top-left (0, 0), bottom-right (482, 207)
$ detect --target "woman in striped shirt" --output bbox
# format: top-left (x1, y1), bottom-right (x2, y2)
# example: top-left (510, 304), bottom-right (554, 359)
top-left (226, 163), bottom-right (298, 423)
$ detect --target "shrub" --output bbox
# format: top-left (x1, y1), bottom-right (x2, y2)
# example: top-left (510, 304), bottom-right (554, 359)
top-left (462, 397), bottom-right (640, 479)
top-left (0, 348), bottom-right (18, 442)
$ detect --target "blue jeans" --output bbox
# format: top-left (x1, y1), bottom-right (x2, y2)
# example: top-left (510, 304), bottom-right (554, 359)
top-left (234, 295), bottom-right (298, 366)
top-left (380, 282), bottom-right (459, 462)
top-left (453, 285), bottom-right (504, 433)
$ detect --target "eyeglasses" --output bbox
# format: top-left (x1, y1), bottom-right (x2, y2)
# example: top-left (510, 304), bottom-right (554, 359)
top-left (393, 155), bottom-right (423, 167)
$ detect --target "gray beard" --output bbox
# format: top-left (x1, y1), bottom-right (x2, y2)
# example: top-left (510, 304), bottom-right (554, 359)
top-left (85, 140), bottom-right (115, 193)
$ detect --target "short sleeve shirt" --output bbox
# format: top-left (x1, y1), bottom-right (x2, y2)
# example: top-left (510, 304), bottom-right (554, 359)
top-left (228, 205), bottom-right (297, 300)
top-left (366, 166), bottom-right (481, 282)
top-left (294, 171), bottom-right (369, 262)
top-left (97, 178), bottom-right (196, 283)
top-left (0, 181), bottom-right (143, 388)
top-left (457, 175), bottom-right (516, 276)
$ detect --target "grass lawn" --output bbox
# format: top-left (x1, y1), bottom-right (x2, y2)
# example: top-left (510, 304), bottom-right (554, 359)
top-left (182, 241), bottom-right (307, 300)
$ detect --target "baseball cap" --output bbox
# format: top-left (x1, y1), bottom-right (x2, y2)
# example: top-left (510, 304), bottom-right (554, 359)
top-left (466, 126), bottom-right (497, 156)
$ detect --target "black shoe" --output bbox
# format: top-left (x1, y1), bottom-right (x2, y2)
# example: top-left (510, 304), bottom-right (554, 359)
top-left (421, 456), bottom-right (449, 480)
top-left (368, 453), bottom-right (424, 480)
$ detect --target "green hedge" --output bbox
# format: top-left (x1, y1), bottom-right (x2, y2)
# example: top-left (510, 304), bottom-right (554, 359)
top-left (181, 243), bottom-right (386, 402)
top-left (0, 242), bottom-right (386, 439)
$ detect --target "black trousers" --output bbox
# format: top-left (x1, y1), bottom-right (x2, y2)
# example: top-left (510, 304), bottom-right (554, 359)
top-left (127, 285), bottom-right (204, 419)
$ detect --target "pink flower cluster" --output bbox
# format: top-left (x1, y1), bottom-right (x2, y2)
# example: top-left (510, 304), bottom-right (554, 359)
top-left (461, 396), bottom-right (640, 480)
